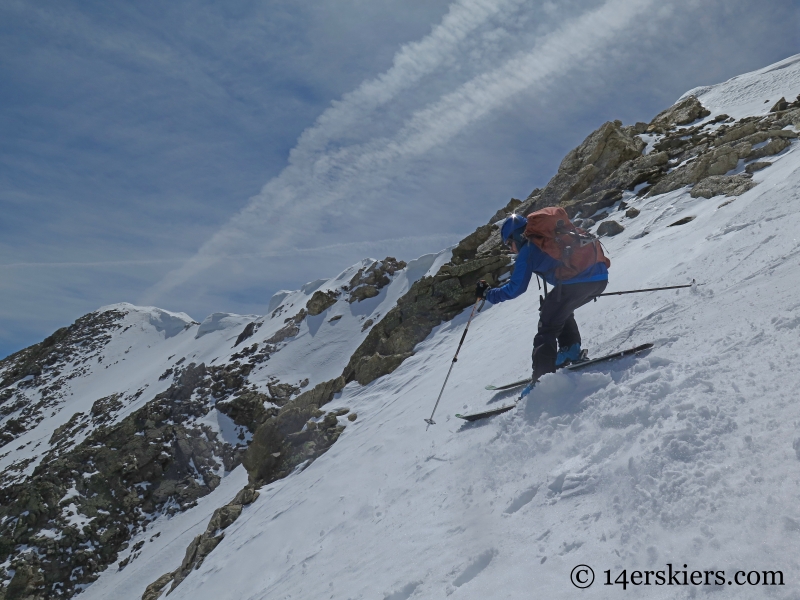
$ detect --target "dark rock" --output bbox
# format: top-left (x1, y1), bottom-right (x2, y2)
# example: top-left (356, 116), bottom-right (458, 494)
top-left (668, 216), bottom-right (696, 227)
top-left (207, 504), bottom-right (242, 533)
top-left (625, 207), bottom-right (640, 219)
top-left (451, 224), bottom-right (493, 264)
top-left (350, 352), bottom-right (412, 386)
top-left (745, 161), bottom-right (771, 174)
top-left (232, 486), bottom-right (260, 506)
top-left (347, 258), bottom-right (406, 303)
top-left (0, 358), bottom-right (252, 598)
top-left (142, 571), bottom-right (175, 600)
top-left (234, 321), bottom-right (260, 347)
top-left (264, 321), bottom-right (301, 344)
top-left (90, 393), bottom-right (123, 425)
top-left (347, 413), bottom-right (357, 422)
top-left (770, 97), bottom-right (788, 112)
top-left (306, 290), bottom-right (339, 316)
top-left (349, 285), bottom-right (380, 303)
top-left (488, 197), bottom-right (523, 223)
top-left (597, 220), bottom-right (624, 237)
top-left (217, 391), bottom-right (274, 430)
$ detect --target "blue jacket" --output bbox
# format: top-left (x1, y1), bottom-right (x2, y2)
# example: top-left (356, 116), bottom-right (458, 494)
top-left (485, 241), bottom-right (608, 304)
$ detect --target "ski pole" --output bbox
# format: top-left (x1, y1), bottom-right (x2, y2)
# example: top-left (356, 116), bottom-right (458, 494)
top-left (425, 297), bottom-right (485, 428)
top-left (596, 279), bottom-right (696, 298)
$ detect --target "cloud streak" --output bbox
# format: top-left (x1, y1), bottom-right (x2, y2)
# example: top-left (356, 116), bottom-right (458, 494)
top-left (146, 0), bottom-right (661, 304)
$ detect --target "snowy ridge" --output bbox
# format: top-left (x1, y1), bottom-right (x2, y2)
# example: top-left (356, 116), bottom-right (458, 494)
top-left (1, 252), bottom-right (445, 478)
top-left (682, 54), bottom-right (800, 121)
top-left (0, 251), bottom-right (447, 597)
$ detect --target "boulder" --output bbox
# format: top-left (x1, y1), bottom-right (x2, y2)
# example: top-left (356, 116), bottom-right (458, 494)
top-left (625, 207), bottom-right (640, 218)
top-left (689, 175), bottom-right (757, 199)
top-left (745, 161), bottom-right (771, 174)
top-left (597, 220), bottom-right (625, 237)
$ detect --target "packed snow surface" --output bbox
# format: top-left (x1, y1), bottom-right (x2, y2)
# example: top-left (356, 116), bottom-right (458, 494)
top-left (70, 55), bottom-right (800, 598)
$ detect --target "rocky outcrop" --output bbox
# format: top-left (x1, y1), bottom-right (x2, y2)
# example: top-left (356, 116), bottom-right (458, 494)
top-left (233, 321), bottom-right (261, 347)
top-left (0, 361), bottom-right (252, 599)
top-left (306, 290), bottom-right (339, 316)
top-left (508, 99), bottom-right (799, 231)
top-left (346, 257), bottom-right (406, 303)
top-left (143, 486), bottom-right (260, 600)
top-left (647, 95), bottom-right (710, 133)
top-left (532, 120), bottom-right (646, 210)
top-left (647, 120), bottom-right (797, 197)
top-left (0, 310), bottom-right (124, 448)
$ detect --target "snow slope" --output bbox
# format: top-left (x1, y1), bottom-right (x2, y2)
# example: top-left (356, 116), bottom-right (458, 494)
top-left (18, 56), bottom-right (800, 599)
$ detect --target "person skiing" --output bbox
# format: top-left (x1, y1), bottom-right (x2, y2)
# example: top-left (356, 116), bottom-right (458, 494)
top-left (476, 213), bottom-right (609, 397)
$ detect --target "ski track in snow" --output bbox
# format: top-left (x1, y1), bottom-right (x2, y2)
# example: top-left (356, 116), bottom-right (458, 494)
top-left (9, 55), bottom-right (800, 599)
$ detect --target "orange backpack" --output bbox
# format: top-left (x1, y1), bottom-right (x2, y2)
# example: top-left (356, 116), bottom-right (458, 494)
top-left (524, 206), bottom-right (611, 281)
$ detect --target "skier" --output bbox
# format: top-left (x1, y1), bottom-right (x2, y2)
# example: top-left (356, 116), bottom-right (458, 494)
top-left (476, 213), bottom-right (608, 397)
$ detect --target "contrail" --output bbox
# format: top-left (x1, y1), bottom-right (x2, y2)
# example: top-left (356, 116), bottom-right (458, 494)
top-left (145, 0), bottom-right (659, 304)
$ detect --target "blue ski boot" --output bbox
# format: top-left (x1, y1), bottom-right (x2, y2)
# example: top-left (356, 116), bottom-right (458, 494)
top-left (519, 378), bottom-right (538, 399)
top-left (556, 343), bottom-right (583, 368)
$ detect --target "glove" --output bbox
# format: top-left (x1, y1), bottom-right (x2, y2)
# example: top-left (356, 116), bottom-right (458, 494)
top-left (475, 280), bottom-right (490, 299)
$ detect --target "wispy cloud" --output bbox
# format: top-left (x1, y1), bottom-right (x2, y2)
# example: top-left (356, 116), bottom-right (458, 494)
top-left (0, 234), bottom-right (461, 270)
top-left (146, 0), bottom-right (658, 303)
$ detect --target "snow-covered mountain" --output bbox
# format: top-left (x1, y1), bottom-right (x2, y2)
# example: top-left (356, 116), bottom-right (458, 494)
top-left (3, 54), bottom-right (800, 600)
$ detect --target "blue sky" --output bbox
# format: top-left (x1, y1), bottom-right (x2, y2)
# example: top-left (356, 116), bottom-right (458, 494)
top-left (1, 0), bottom-right (798, 359)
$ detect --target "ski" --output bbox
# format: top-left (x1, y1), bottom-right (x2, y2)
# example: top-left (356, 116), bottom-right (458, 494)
top-left (456, 403), bottom-right (517, 422)
top-left (485, 378), bottom-right (529, 391)
top-left (485, 343), bottom-right (653, 390)
top-left (464, 343), bottom-right (654, 422)
top-left (563, 343), bottom-right (653, 371)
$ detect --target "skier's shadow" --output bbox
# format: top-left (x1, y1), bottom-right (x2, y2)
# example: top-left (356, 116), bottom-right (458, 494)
top-left (487, 388), bottom-right (519, 404)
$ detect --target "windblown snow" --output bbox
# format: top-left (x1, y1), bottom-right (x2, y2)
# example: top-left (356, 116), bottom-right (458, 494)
top-left (8, 56), bottom-right (800, 599)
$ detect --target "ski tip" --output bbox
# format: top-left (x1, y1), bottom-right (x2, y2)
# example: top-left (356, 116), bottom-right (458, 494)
top-left (485, 385), bottom-right (498, 390)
